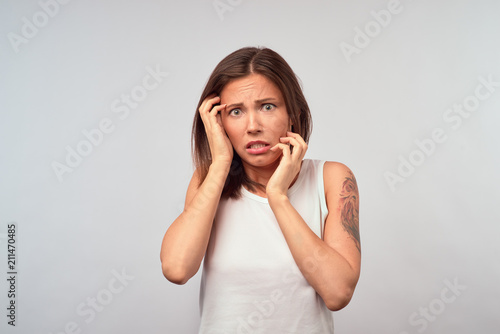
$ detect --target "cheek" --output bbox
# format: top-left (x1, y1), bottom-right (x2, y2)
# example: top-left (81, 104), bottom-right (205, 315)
top-left (269, 118), bottom-right (289, 136)
top-left (221, 120), bottom-right (241, 144)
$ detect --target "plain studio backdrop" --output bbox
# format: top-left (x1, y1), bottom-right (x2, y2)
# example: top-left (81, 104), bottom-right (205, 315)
top-left (1, 0), bottom-right (499, 333)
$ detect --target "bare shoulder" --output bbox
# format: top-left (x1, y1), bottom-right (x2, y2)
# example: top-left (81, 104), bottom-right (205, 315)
top-left (323, 161), bottom-right (358, 195)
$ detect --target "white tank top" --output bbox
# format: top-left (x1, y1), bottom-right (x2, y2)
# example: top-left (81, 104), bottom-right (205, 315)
top-left (199, 159), bottom-right (334, 333)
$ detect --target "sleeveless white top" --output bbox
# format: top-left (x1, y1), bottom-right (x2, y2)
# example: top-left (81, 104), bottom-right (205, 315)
top-left (199, 159), bottom-right (334, 333)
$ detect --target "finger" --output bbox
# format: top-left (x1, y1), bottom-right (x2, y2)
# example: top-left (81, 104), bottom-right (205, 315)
top-left (209, 103), bottom-right (227, 117)
top-left (279, 137), bottom-right (303, 154)
top-left (270, 143), bottom-right (291, 157)
top-left (199, 96), bottom-right (211, 113)
top-left (199, 95), bottom-right (220, 127)
top-left (199, 94), bottom-right (220, 113)
top-left (202, 103), bottom-right (225, 128)
top-left (286, 131), bottom-right (307, 145)
top-left (279, 136), bottom-right (300, 147)
top-left (280, 136), bottom-right (307, 160)
top-left (199, 98), bottom-right (218, 117)
top-left (214, 106), bottom-right (226, 128)
top-left (203, 105), bottom-right (227, 134)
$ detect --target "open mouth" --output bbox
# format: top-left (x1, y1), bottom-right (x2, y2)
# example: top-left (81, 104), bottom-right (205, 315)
top-left (247, 143), bottom-right (267, 149)
top-left (246, 141), bottom-right (270, 154)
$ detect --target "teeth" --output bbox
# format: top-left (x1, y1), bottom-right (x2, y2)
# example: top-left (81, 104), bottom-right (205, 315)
top-left (250, 144), bottom-right (266, 149)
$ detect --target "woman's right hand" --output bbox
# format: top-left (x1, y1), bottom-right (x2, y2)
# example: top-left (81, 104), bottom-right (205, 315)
top-left (198, 94), bottom-right (233, 165)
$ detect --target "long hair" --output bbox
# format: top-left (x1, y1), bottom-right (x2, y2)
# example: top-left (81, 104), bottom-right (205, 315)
top-left (191, 46), bottom-right (312, 199)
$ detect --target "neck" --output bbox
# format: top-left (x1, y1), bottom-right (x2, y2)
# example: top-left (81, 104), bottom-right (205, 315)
top-left (241, 160), bottom-right (303, 198)
top-left (243, 161), bottom-right (278, 187)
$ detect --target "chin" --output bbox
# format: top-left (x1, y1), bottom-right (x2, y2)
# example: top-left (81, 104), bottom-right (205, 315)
top-left (241, 153), bottom-right (280, 168)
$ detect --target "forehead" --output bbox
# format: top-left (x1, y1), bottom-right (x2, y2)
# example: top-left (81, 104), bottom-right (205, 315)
top-left (220, 73), bottom-right (283, 101)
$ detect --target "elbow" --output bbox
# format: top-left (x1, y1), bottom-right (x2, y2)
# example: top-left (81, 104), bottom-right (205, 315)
top-left (161, 262), bottom-right (190, 285)
top-left (322, 285), bottom-right (355, 311)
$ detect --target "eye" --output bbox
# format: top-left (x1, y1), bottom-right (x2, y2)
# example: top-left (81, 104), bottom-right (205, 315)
top-left (229, 108), bottom-right (241, 116)
top-left (262, 103), bottom-right (276, 111)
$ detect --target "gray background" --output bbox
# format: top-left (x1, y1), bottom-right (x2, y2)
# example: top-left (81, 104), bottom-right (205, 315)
top-left (1, 0), bottom-right (499, 333)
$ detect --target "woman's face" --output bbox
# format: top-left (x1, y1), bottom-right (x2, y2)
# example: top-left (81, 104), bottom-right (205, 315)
top-left (220, 73), bottom-right (291, 170)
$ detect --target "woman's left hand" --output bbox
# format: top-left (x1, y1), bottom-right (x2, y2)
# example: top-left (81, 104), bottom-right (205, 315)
top-left (266, 131), bottom-right (308, 199)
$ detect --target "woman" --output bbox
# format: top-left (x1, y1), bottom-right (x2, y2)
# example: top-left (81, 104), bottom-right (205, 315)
top-left (161, 47), bottom-right (360, 333)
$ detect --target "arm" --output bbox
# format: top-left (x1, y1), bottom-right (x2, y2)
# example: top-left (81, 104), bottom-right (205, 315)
top-left (160, 95), bottom-right (232, 285)
top-left (160, 162), bottom-right (229, 284)
top-left (267, 134), bottom-right (361, 311)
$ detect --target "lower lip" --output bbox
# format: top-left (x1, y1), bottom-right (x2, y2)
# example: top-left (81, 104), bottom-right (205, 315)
top-left (246, 145), bottom-right (270, 154)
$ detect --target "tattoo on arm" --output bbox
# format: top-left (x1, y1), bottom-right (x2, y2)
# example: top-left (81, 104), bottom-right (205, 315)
top-left (339, 171), bottom-right (361, 253)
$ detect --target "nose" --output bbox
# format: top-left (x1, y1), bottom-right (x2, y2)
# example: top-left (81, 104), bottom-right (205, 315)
top-left (246, 111), bottom-right (262, 134)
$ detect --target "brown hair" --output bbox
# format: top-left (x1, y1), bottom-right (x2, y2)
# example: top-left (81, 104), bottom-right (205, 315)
top-left (191, 46), bottom-right (312, 199)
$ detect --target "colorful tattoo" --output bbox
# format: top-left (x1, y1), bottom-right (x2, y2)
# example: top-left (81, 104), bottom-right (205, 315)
top-left (339, 171), bottom-right (360, 253)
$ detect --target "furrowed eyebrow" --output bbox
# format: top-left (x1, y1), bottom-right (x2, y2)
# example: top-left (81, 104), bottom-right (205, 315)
top-left (255, 98), bottom-right (278, 104)
top-left (226, 98), bottom-right (278, 110)
top-left (226, 102), bottom-right (243, 109)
